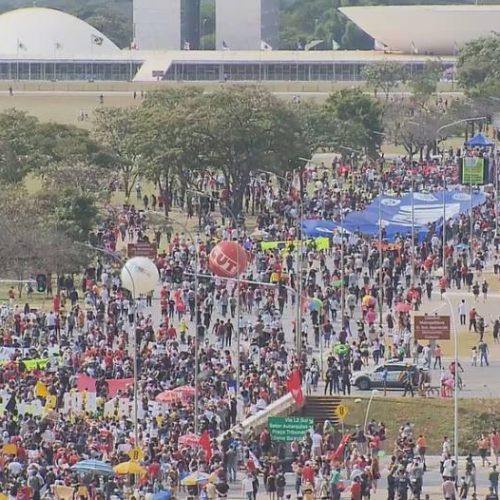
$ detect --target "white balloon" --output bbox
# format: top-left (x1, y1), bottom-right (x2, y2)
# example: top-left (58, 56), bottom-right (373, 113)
top-left (120, 257), bottom-right (159, 297)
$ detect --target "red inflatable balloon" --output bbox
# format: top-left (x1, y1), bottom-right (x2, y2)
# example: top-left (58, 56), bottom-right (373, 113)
top-left (208, 241), bottom-right (248, 278)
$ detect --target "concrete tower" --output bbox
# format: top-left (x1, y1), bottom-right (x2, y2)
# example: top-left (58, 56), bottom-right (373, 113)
top-left (133, 0), bottom-right (181, 50)
top-left (216, 0), bottom-right (279, 50)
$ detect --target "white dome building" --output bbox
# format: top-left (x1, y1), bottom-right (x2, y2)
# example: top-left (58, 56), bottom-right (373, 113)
top-left (0, 7), bottom-right (142, 81)
top-left (0, 7), bottom-right (120, 58)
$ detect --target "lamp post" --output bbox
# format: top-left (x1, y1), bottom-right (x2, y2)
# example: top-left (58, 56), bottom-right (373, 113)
top-left (79, 243), bottom-right (158, 447)
top-left (363, 389), bottom-right (379, 434)
top-left (150, 211), bottom-right (201, 434)
top-left (442, 292), bottom-right (459, 468)
top-left (436, 117), bottom-right (487, 266)
top-left (259, 168), bottom-right (304, 352)
top-left (187, 190), bottom-right (242, 413)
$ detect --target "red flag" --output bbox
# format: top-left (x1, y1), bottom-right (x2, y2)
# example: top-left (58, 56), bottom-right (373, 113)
top-left (287, 368), bottom-right (304, 405)
top-left (76, 374), bottom-right (96, 392)
top-left (330, 434), bottom-right (351, 462)
top-left (106, 378), bottom-right (134, 397)
top-left (199, 430), bottom-right (212, 462)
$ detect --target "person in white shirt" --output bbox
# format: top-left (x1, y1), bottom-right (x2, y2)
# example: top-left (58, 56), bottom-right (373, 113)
top-left (458, 299), bottom-right (467, 326)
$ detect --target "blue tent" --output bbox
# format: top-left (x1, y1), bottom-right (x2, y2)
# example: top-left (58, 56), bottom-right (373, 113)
top-left (465, 133), bottom-right (494, 148)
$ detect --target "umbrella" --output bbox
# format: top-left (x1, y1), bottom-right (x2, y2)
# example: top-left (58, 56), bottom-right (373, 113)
top-left (72, 459), bottom-right (114, 476)
top-left (308, 298), bottom-right (322, 311)
top-left (153, 492), bottom-right (172, 500)
top-left (362, 295), bottom-right (376, 307)
top-left (395, 302), bottom-right (411, 313)
top-left (350, 469), bottom-right (363, 481)
top-left (172, 385), bottom-right (196, 399)
top-left (113, 461), bottom-right (146, 475)
top-left (181, 471), bottom-right (210, 486)
top-left (178, 433), bottom-right (200, 447)
top-left (334, 343), bottom-right (349, 356)
top-left (156, 390), bottom-right (180, 404)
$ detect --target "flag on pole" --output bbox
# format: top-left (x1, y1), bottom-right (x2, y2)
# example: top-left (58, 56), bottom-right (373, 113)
top-left (260, 40), bottom-right (272, 51)
top-left (17, 40), bottom-right (26, 50)
top-left (410, 40), bottom-right (418, 54)
top-left (248, 450), bottom-right (261, 470)
top-left (91, 34), bottom-right (104, 46)
top-left (287, 367), bottom-right (304, 405)
top-left (199, 430), bottom-right (212, 462)
top-left (222, 40), bottom-right (230, 50)
top-left (55, 42), bottom-right (62, 50)
top-left (332, 39), bottom-right (340, 50)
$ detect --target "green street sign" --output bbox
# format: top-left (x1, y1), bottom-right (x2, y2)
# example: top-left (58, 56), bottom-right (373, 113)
top-left (268, 416), bottom-right (314, 442)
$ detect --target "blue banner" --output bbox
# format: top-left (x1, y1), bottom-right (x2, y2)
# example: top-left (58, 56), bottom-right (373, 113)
top-left (303, 191), bottom-right (486, 241)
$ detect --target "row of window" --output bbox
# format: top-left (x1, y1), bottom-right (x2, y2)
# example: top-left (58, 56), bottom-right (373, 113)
top-left (162, 62), bottom-right (454, 82)
top-left (0, 62), bottom-right (141, 81)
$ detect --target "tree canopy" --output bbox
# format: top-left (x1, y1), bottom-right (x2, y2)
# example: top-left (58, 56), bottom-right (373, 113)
top-left (457, 33), bottom-right (500, 97)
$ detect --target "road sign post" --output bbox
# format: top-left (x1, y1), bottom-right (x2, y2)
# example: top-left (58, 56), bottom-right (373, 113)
top-left (268, 416), bottom-right (314, 442)
top-left (335, 404), bottom-right (349, 435)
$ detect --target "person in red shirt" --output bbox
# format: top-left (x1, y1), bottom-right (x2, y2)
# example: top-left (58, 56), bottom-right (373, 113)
top-left (302, 462), bottom-right (315, 484)
top-left (351, 477), bottom-right (362, 500)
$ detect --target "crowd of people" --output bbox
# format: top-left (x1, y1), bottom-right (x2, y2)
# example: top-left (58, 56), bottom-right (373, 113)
top-left (0, 142), bottom-right (498, 499)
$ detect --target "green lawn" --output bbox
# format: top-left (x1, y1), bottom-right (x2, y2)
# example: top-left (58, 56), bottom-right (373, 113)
top-left (342, 396), bottom-right (499, 454)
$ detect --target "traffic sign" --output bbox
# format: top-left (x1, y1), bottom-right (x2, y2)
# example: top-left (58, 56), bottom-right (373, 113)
top-left (268, 416), bottom-right (314, 442)
top-left (129, 447), bottom-right (144, 461)
top-left (335, 404), bottom-right (349, 421)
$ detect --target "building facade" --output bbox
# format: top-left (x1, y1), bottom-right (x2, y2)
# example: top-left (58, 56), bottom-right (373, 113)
top-left (133, 0), bottom-right (181, 50)
top-left (215, 0), bottom-right (279, 50)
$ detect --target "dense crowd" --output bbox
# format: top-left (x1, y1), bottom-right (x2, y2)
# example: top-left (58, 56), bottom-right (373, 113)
top-left (0, 142), bottom-right (498, 499)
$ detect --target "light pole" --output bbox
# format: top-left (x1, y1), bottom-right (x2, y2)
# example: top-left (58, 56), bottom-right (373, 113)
top-left (442, 293), bottom-right (459, 468)
top-left (260, 168), bottom-right (304, 353)
top-left (79, 243), bottom-right (158, 447)
top-left (187, 190), bottom-right (242, 413)
top-left (150, 211), bottom-right (201, 434)
top-left (436, 117), bottom-right (487, 266)
top-left (363, 389), bottom-right (379, 434)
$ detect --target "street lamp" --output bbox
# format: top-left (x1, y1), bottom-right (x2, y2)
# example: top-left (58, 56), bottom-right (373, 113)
top-left (442, 293), bottom-right (459, 469)
top-left (363, 389), bottom-right (379, 434)
top-left (149, 211), bottom-right (201, 434)
top-left (186, 189), bottom-right (243, 414)
top-left (77, 243), bottom-right (158, 448)
top-left (120, 257), bottom-right (159, 446)
top-left (436, 117), bottom-right (487, 269)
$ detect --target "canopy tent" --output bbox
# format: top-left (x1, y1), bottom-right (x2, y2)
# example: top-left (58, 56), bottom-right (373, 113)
top-left (465, 133), bottom-right (494, 148)
top-left (303, 191), bottom-right (486, 242)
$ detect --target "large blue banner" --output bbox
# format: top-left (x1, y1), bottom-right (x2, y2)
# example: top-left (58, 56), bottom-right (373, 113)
top-left (303, 191), bottom-right (486, 241)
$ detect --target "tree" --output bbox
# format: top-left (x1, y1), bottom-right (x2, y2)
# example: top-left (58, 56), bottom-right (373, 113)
top-left (137, 88), bottom-right (206, 215)
top-left (0, 109), bottom-right (40, 184)
top-left (0, 188), bottom-right (91, 292)
top-left (362, 61), bottom-right (405, 99)
top-left (325, 88), bottom-right (384, 158)
top-left (93, 107), bottom-right (144, 200)
top-left (408, 60), bottom-right (442, 108)
top-left (187, 86), bottom-right (306, 215)
top-left (457, 33), bottom-right (500, 97)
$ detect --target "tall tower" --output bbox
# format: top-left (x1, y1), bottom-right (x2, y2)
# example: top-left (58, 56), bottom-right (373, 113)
top-left (216, 0), bottom-right (279, 50)
top-left (133, 0), bottom-right (181, 50)
top-left (182, 0), bottom-right (201, 50)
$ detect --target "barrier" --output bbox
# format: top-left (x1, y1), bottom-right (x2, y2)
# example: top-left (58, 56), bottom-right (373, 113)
top-left (218, 392), bottom-right (304, 442)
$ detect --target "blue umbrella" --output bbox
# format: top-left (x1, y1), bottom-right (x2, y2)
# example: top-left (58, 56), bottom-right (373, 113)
top-left (72, 459), bottom-right (114, 476)
top-left (153, 492), bottom-right (172, 500)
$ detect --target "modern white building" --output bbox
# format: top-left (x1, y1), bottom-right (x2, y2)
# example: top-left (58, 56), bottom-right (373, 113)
top-left (133, 0), bottom-right (181, 50)
top-left (340, 5), bottom-right (500, 55)
top-left (215, 0), bottom-right (279, 50)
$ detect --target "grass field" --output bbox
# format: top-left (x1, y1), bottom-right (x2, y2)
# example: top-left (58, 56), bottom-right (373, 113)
top-left (342, 396), bottom-right (499, 454)
top-left (0, 93), bottom-right (141, 127)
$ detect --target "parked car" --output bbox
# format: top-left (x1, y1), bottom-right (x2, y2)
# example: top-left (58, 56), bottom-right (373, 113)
top-left (351, 361), bottom-right (418, 390)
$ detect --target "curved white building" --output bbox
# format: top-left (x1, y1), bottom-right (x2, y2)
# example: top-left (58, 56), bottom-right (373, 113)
top-left (0, 7), bottom-right (119, 58)
top-left (340, 5), bottom-right (500, 55)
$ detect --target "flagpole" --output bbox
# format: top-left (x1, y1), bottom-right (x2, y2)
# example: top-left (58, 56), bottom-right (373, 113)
top-left (16, 39), bottom-right (19, 81)
top-left (90, 35), bottom-right (94, 81)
